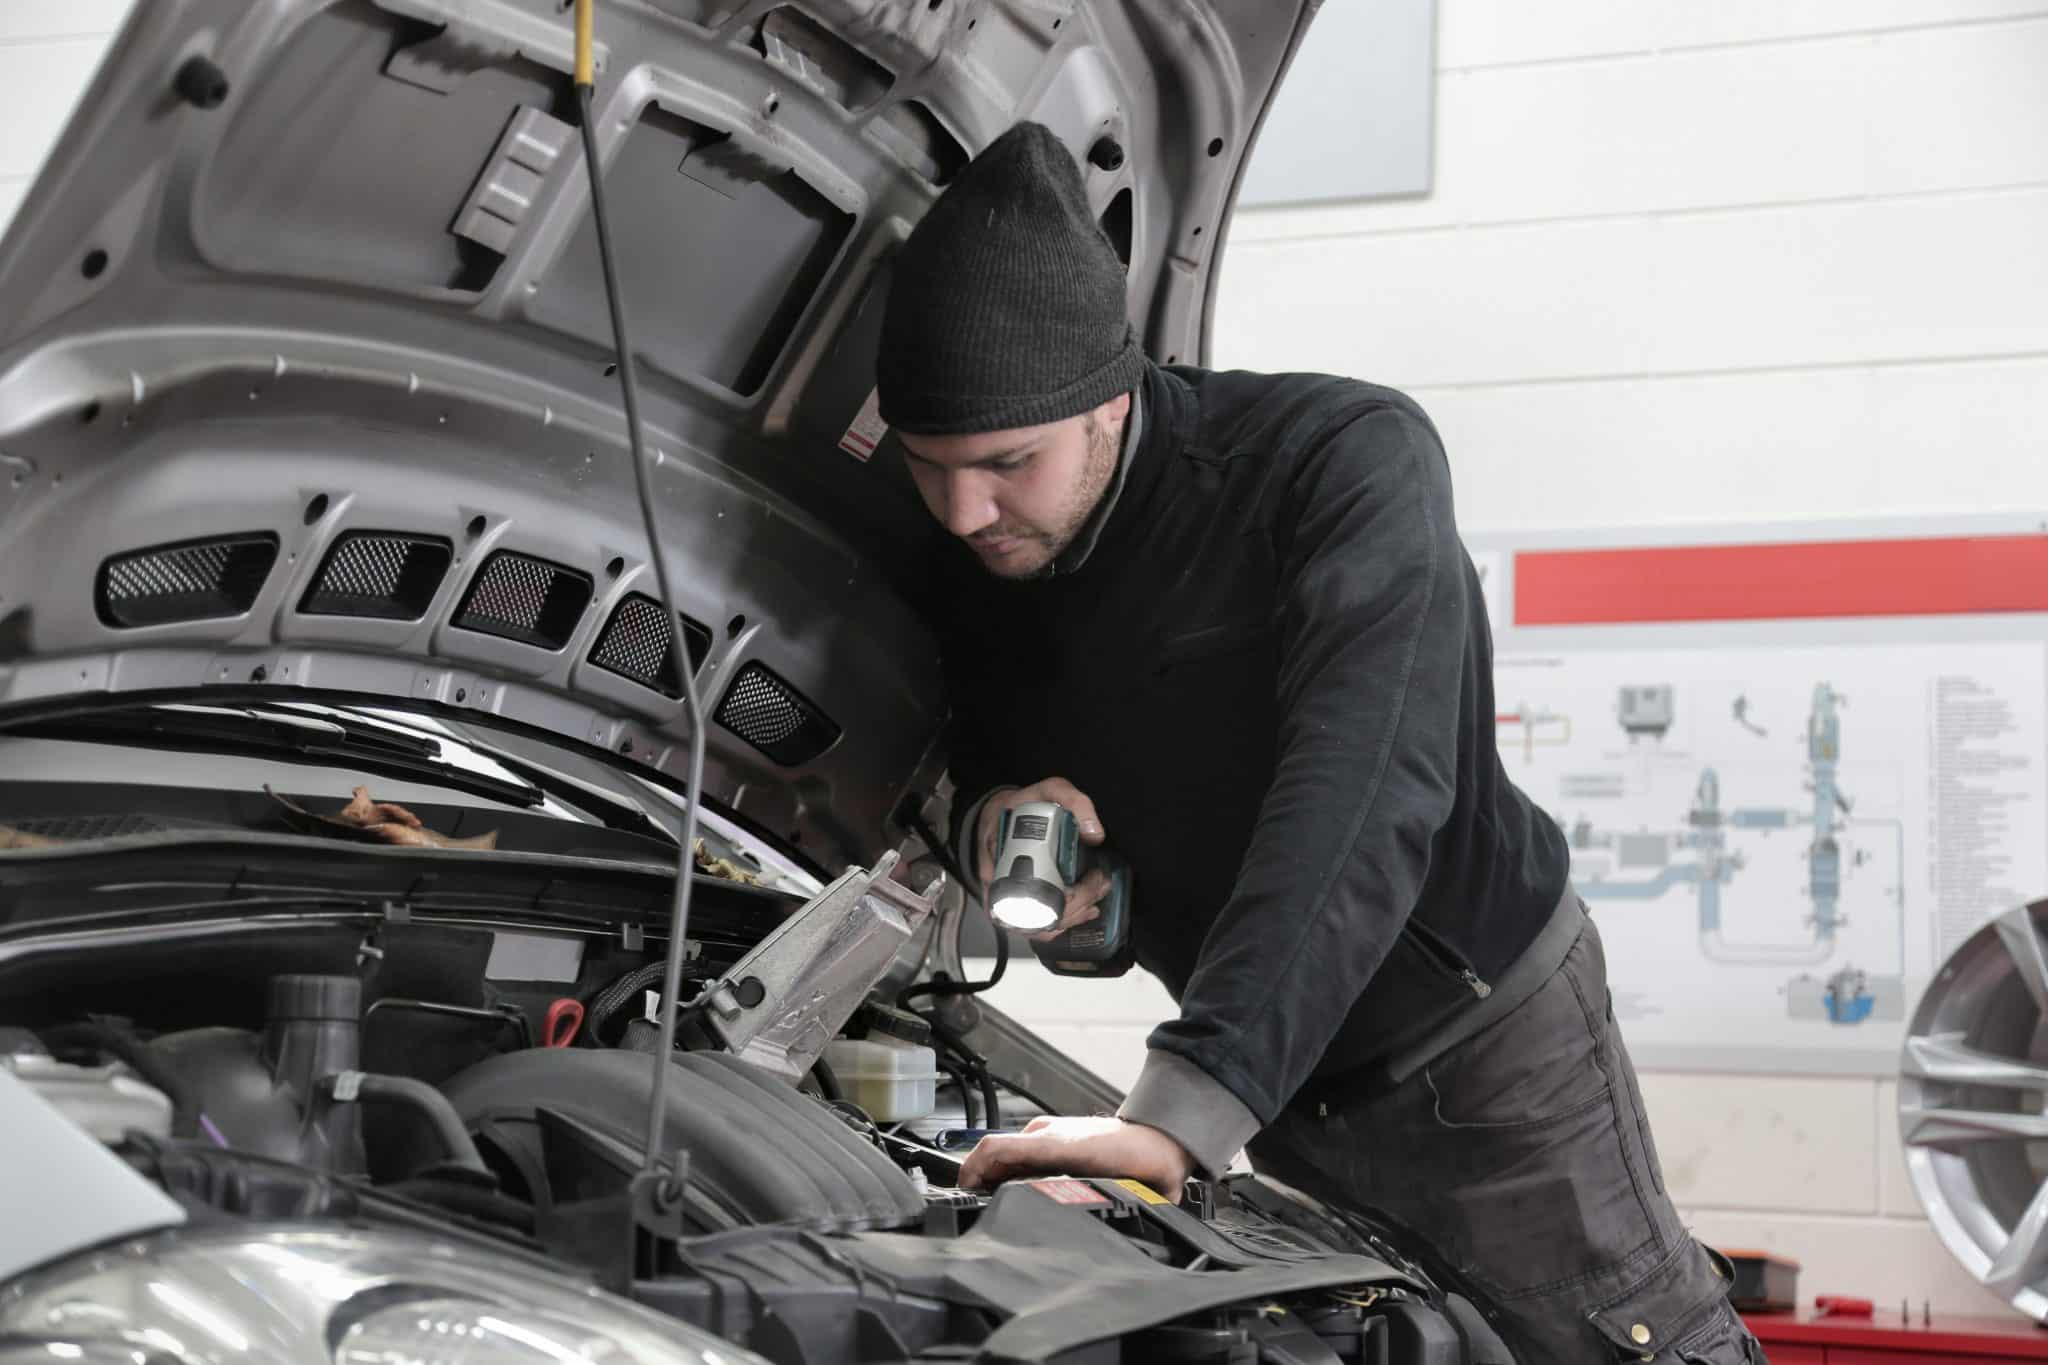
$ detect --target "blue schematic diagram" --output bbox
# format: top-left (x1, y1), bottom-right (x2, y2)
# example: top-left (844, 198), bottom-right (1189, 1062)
top-left (1565, 683), bottom-right (1906, 1026)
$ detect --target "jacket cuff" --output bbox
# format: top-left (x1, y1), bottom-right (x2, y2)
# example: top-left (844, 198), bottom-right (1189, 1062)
top-left (1116, 1049), bottom-right (1261, 1180)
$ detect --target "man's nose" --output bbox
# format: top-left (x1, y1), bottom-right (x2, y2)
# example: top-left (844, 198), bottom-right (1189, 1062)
top-left (942, 473), bottom-right (998, 538)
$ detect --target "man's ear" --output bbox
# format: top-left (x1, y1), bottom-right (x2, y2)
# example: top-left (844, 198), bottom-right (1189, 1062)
top-left (1085, 391), bottom-right (1133, 445)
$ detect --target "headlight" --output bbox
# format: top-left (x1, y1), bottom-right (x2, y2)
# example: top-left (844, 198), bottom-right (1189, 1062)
top-left (0, 1224), bottom-right (766, 1365)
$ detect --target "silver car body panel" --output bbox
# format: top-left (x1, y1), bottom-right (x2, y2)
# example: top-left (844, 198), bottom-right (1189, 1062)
top-left (0, 0), bottom-right (1318, 867)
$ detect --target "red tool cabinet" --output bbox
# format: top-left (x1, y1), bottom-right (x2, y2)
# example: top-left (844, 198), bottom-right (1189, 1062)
top-left (1743, 1310), bottom-right (2048, 1363)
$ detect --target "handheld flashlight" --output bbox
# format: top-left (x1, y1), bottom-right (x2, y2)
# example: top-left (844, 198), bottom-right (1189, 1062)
top-left (988, 800), bottom-right (1133, 977)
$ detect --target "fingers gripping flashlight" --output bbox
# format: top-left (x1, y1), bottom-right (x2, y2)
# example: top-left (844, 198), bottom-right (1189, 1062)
top-left (988, 801), bottom-right (1133, 976)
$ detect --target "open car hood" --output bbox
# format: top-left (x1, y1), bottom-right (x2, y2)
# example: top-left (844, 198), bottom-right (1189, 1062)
top-left (0, 0), bottom-right (1319, 868)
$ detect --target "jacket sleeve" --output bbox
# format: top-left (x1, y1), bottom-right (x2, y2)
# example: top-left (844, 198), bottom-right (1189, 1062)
top-left (1119, 403), bottom-right (1467, 1168)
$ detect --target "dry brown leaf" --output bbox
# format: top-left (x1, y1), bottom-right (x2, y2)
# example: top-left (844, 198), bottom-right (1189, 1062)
top-left (355, 820), bottom-right (500, 851)
top-left (338, 786), bottom-right (425, 829)
top-left (266, 785), bottom-right (498, 851)
top-left (693, 838), bottom-right (762, 885)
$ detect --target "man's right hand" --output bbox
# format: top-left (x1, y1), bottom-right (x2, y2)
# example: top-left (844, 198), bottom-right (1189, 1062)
top-left (977, 778), bottom-right (1110, 941)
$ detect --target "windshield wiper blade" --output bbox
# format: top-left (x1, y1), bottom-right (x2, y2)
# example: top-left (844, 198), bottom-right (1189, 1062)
top-left (15, 706), bottom-right (546, 809)
top-left (147, 702), bottom-right (445, 761)
top-left (258, 706), bottom-right (443, 761)
top-left (463, 746), bottom-right (680, 847)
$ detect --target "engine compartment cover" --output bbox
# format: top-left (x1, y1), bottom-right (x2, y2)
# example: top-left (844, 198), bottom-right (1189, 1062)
top-left (445, 1048), bottom-right (923, 1232)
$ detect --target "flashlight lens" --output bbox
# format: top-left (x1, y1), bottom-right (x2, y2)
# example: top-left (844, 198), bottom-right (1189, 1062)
top-left (992, 896), bottom-right (1059, 932)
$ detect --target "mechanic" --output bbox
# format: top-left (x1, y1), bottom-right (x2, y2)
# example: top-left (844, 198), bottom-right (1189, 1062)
top-left (874, 123), bottom-right (1759, 1365)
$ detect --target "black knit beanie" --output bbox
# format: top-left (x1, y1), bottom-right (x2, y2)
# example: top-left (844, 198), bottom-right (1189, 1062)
top-left (877, 121), bottom-right (1145, 436)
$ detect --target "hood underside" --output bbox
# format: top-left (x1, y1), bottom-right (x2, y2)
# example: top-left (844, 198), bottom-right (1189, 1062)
top-left (0, 0), bottom-right (1317, 865)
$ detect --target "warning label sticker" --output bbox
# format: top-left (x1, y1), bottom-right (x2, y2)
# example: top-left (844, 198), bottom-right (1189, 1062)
top-left (1113, 1179), bottom-right (1170, 1206)
top-left (837, 387), bottom-right (888, 462)
top-left (1028, 1178), bottom-right (1111, 1208)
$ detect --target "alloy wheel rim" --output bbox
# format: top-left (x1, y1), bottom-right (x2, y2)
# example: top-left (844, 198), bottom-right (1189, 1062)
top-left (1901, 897), bottom-right (2048, 1319)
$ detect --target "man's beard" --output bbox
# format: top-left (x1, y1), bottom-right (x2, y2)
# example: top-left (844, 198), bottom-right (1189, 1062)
top-left (968, 414), bottom-right (1119, 580)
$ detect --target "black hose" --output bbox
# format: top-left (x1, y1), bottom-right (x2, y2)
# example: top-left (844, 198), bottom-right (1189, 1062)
top-left (320, 1071), bottom-right (489, 1177)
top-left (976, 1065), bottom-right (1001, 1133)
top-left (825, 1098), bottom-right (879, 1138)
top-left (901, 800), bottom-right (970, 897)
top-left (898, 927), bottom-right (1008, 1007)
top-left (808, 1055), bottom-right (843, 1103)
top-left (915, 1008), bottom-right (1003, 1131)
top-left (984, 1072), bottom-right (1058, 1117)
top-left (586, 959), bottom-right (713, 1042)
top-left (895, 793), bottom-right (1016, 1007)
top-left (937, 1059), bottom-right (978, 1128)
top-left (586, 961), bottom-right (665, 1038)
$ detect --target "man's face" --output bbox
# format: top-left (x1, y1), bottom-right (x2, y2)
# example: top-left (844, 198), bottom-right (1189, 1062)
top-left (900, 392), bottom-right (1130, 579)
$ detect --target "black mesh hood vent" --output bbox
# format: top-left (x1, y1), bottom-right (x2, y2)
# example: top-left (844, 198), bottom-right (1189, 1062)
top-left (715, 661), bottom-right (840, 765)
top-left (589, 592), bottom-right (714, 697)
top-left (300, 532), bottom-right (452, 620)
top-left (95, 534), bottom-right (279, 629)
top-left (453, 550), bottom-right (593, 650)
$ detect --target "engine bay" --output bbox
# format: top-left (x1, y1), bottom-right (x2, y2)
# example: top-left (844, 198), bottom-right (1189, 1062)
top-left (0, 844), bottom-right (1510, 1365)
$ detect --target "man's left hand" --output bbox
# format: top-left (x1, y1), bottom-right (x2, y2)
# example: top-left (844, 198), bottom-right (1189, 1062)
top-left (957, 1116), bottom-right (1194, 1202)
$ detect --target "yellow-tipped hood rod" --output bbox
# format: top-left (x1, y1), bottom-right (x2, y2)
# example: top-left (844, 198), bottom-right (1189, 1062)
top-left (574, 0), bottom-right (596, 88)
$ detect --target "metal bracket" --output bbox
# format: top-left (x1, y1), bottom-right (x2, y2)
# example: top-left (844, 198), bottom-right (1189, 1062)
top-left (701, 851), bottom-right (936, 1080)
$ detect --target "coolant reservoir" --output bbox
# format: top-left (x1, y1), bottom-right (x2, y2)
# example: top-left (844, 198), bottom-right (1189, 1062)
top-left (822, 1036), bottom-right (939, 1122)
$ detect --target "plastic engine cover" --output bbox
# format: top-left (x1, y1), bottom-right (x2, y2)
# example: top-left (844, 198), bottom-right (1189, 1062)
top-left (443, 1049), bottom-right (922, 1233)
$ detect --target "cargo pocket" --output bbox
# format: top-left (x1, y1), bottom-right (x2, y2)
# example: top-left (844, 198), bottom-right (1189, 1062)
top-left (1422, 930), bottom-right (1609, 1129)
top-left (1673, 1302), bottom-right (1761, 1364)
top-left (1587, 1239), bottom-right (1745, 1361)
top-left (1410, 931), bottom-right (1657, 1301)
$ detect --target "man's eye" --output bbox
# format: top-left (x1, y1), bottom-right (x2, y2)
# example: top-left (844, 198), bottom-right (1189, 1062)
top-left (992, 454), bottom-right (1031, 473)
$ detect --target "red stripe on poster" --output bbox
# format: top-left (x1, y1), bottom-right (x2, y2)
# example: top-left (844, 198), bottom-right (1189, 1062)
top-left (1513, 535), bottom-right (2048, 626)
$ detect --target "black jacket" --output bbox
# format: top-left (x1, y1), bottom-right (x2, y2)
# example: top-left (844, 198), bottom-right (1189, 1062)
top-left (930, 362), bottom-right (1569, 1138)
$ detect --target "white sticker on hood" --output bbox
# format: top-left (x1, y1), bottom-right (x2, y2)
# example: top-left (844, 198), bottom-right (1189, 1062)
top-left (838, 387), bottom-right (888, 462)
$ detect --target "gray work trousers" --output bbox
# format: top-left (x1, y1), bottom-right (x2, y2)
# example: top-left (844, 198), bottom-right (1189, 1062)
top-left (1248, 909), bottom-right (1765, 1364)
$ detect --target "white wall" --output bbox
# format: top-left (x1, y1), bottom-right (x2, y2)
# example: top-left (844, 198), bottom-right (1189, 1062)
top-left (0, 4), bottom-right (130, 226)
top-left (7, 0), bottom-right (2045, 1322)
top-left (1216, 0), bottom-right (2048, 535)
top-left (1029, 0), bottom-right (2048, 1319)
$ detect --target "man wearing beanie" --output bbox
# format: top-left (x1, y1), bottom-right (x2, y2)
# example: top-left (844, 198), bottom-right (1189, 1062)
top-left (881, 123), bottom-right (1756, 1364)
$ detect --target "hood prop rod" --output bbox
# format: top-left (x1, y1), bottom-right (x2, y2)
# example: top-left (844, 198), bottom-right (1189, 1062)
top-left (575, 0), bottom-right (708, 1224)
